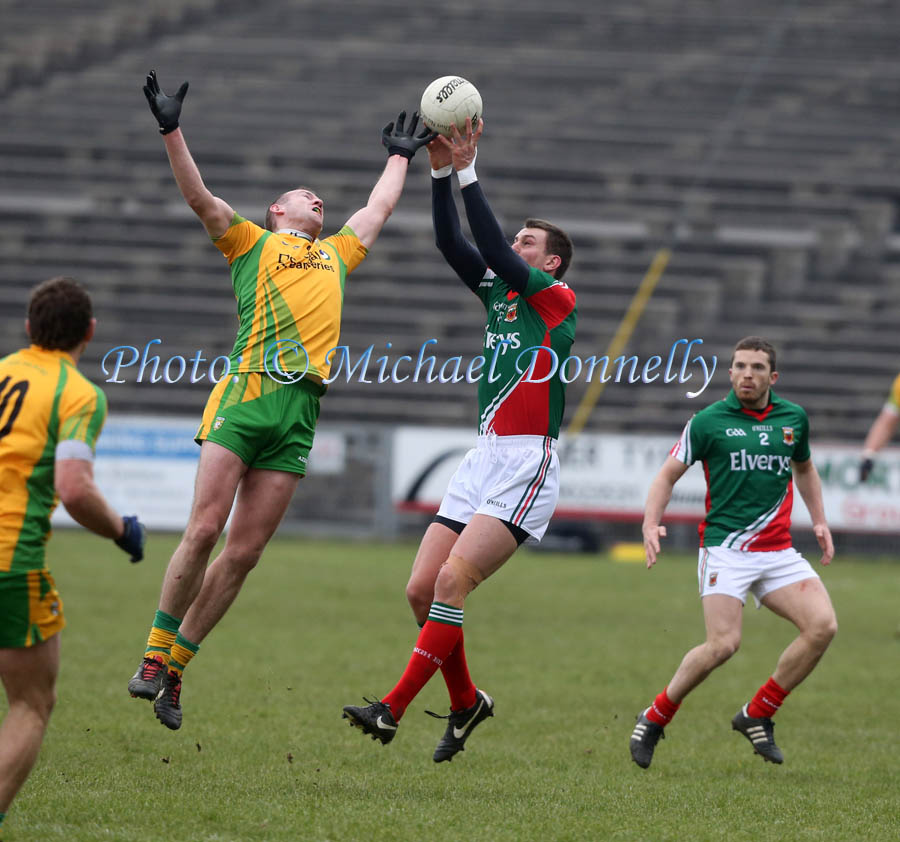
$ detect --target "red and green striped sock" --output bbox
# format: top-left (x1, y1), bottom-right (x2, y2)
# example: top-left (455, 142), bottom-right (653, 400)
top-left (383, 602), bottom-right (463, 719)
top-left (439, 629), bottom-right (477, 711)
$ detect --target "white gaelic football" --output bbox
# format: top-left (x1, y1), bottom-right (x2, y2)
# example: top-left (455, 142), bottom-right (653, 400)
top-left (419, 76), bottom-right (483, 137)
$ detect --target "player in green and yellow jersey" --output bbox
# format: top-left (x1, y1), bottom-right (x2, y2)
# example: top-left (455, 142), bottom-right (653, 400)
top-left (0, 277), bottom-right (144, 835)
top-left (630, 337), bottom-right (837, 770)
top-left (858, 372), bottom-right (900, 482)
top-left (127, 71), bottom-right (434, 730)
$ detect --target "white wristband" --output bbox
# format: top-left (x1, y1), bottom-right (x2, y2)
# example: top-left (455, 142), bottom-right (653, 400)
top-left (456, 162), bottom-right (478, 187)
top-left (431, 164), bottom-right (453, 179)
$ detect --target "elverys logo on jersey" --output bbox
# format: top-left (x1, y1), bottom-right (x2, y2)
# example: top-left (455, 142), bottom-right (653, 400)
top-left (729, 449), bottom-right (791, 475)
top-left (484, 329), bottom-right (521, 352)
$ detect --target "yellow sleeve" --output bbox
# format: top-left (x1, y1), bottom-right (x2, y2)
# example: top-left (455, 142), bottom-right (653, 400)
top-left (323, 225), bottom-right (368, 275)
top-left (212, 213), bottom-right (266, 264)
top-left (58, 377), bottom-right (107, 452)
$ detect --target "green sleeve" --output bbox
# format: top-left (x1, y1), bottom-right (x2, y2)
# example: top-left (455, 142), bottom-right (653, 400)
top-left (793, 408), bottom-right (811, 463)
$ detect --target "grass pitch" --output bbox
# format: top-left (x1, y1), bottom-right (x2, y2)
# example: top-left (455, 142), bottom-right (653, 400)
top-left (3, 531), bottom-right (898, 841)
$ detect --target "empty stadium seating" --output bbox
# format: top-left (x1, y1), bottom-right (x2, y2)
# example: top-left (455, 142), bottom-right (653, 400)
top-left (2, 0), bottom-right (899, 446)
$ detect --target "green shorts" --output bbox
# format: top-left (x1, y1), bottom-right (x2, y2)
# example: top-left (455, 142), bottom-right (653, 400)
top-left (0, 569), bottom-right (65, 648)
top-left (196, 372), bottom-right (324, 475)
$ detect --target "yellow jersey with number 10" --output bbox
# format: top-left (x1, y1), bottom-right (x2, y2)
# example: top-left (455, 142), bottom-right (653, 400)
top-left (0, 345), bottom-right (107, 574)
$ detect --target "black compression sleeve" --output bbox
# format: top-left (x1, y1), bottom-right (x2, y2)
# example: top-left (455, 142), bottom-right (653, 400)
top-left (432, 175), bottom-right (486, 291)
top-left (460, 180), bottom-right (531, 293)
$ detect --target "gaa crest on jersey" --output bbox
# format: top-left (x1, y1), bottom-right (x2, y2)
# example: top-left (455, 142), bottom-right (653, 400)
top-left (213, 416), bottom-right (226, 431)
top-left (782, 426), bottom-right (795, 445)
top-left (504, 303), bottom-right (518, 323)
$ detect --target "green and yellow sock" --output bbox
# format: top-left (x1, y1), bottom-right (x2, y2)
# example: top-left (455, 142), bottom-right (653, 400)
top-left (168, 632), bottom-right (200, 678)
top-left (143, 609), bottom-right (181, 667)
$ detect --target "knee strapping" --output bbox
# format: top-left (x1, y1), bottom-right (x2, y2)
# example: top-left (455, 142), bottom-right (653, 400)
top-left (442, 554), bottom-right (485, 601)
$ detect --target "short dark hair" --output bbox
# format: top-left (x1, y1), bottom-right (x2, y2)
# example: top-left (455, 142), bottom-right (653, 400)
top-left (524, 218), bottom-right (573, 279)
top-left (732, 336), bottom-right (777, 371)
top-left (265, 185), bottom-right (317, 232)
top-left (27, 276), bottom-right (93, 351)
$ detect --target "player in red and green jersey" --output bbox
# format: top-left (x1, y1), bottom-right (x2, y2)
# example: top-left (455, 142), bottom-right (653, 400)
top-left (343, 119), bottom-right (577, 761)
top-left (0, 277), bottom-right (144, 835)
top-left (473, 252), bottom-right (575, 438)
top-left (630, 337), bottom-right (837, 770)
top-left (858, 371), bottom-right (900, 483)
top-left (128, 71), bottom-right (434, 730)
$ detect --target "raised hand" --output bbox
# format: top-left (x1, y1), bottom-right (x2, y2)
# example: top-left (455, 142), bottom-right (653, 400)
top-left (437, 117), bottom-right (483, 171)
top-left (143, 70), bottom-right (189, 135)
top-left (382, 110), bottom-right (437, 160)
top-left (426, 135), bottom-right (453, 171)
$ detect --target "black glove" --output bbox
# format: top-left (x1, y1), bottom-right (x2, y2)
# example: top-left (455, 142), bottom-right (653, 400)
top-left (381, 110), bottom-right (437, 160)
top-left (143, 70), bottom-right (189, 135)
top-left (859, 457), bottom-right (874, 483)
top-left (115, 515), bottom-right (146, 563)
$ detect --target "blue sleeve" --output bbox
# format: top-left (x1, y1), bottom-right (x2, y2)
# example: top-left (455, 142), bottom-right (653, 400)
top-left (460, 180), bottom-right (531, 293)
top-left (432, 175), bottom-right (486, 292)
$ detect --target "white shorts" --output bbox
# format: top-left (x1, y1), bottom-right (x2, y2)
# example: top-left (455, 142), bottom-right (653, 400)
top-left (698, 546), bottom-right (820, 608)
top-left (437, 435), bottom-right (559, 544)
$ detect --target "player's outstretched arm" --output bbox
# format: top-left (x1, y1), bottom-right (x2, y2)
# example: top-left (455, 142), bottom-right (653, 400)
top-left (641, 456), bottom-right (689, 568)
top-left (143, 71), bottom-right (233, 239)
top-left (439, 119), bottom-right (531, 293)
top-left (55, 459), bottom-right (146, 562)
top-left (346, 110), bottom-right (436, 249)
top-left (428, 139), bottom-right (486, 290)
top-left (792, 458), bottom-right (834, 565)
